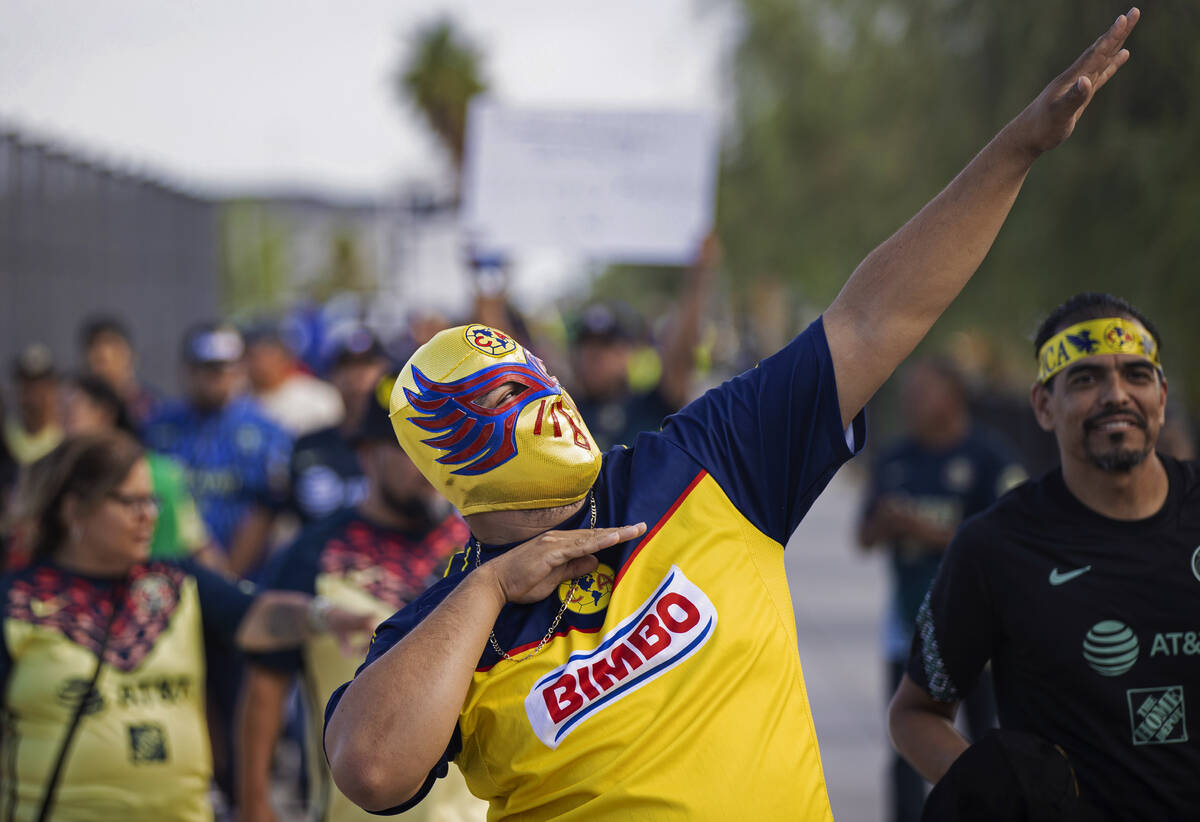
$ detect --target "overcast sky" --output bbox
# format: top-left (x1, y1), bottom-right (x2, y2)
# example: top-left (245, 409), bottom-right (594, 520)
top-left (0, 0), bottom-right (733, 199)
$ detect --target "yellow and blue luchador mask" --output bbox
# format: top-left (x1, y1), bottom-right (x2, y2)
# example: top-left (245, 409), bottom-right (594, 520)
top-left (390, 325), bottom-right (602, 515)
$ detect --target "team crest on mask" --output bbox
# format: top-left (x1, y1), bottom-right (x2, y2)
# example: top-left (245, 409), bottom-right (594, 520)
top-left (465, 325), bottom-right (519, 357)
top-left (404, 354), bottom-right (561, 475)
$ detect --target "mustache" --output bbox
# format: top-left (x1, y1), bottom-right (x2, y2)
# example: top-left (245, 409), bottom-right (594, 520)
top-left (1084, 407), bottom-right (1147, 432)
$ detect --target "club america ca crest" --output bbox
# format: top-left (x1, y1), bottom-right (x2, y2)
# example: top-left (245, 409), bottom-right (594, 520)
top-left (464, 325), bottom-right (518, 357)
top-left (559, 563), bottom-right (615, 615)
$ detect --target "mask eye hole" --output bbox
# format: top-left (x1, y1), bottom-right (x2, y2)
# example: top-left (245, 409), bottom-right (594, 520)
top-left (473, 381), bottom-right (528, 411)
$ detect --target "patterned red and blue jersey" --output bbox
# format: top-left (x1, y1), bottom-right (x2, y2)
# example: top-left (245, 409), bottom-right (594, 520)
top-left (325, 317), bottom-right (866, 820)
top-left (253, 508), bottom-right (469, 675)
top-left (0, 559), bottom-right (254, 821)
top-left (253, 508), bottom-right (480, 822)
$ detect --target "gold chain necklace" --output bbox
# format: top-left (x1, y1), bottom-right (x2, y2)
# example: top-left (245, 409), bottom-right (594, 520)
top-left (472, 491), bottom-right (597, 663)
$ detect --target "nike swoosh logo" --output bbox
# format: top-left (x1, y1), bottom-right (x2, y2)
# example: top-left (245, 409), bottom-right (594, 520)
top-left (1049, 566), bottom-right (1092, 586)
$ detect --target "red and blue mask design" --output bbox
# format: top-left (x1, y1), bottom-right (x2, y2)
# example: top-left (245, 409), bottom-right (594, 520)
top-left (405, 355), bottom-right (561, 476)
top-left (391, 325), bottom-right (602, 515)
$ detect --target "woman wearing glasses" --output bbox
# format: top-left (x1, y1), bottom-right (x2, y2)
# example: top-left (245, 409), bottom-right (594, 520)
top-left (64, 373), bottom-right (213, 564)
top-left (0, 431), bottom-right (371, 821)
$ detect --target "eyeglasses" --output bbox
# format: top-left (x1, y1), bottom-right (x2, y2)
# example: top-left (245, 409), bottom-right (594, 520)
top-left (107, 492), bottom-right (161, 515)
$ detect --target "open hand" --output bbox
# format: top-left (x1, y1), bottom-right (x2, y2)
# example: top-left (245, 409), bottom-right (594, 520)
top-left (1012, 8), bottom-right (1139, 156)
top-left (476, 524), bottom-right (647, 606)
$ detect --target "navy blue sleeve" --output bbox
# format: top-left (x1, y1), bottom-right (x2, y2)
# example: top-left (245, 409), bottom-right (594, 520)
top-left (246, 532), bottom-right (322, 673)
top-left (322, 577), bottom-right (465, 815)
top-left (180, 559), bottom-right (257, 642)
top-left (659, 316), bottom-right (865, 544)
top-left (906, 522), bottom-right (997, 702)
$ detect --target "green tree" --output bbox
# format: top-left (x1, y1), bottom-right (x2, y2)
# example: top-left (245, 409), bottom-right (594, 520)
top-left (720, 0), bottom-right (1200, 402)
top-left (394, 18), bottom-right (488, 183)
top-left (219, 201), bottom-right (289, 315)
top-left (310, 228), bottom-right (375, 302)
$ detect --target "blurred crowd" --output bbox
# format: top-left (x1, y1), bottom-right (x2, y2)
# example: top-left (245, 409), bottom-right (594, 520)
top-left (0, 259), bottom-right (723, 818)
top-left (2, 262), bottom-right (1197, 822)
top-left (0, 288), bottom-right (710, 576)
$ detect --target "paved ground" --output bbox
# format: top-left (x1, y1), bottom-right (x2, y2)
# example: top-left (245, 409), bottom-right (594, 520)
top-left (788, 466), bottom-right (891, 822)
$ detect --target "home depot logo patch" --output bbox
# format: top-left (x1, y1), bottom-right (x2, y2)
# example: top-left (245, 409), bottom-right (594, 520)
top-left (525, 566), bottom-right (716, 749)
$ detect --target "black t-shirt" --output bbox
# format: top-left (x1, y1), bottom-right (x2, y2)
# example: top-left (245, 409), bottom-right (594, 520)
top-left (908, 455), bottom-right (1200, 821)
top-left (285, 426), bottom-right (367, 524)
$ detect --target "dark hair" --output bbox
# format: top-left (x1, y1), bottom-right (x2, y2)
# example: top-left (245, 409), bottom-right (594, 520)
top-left (79, 315), bottom-right (133, 349)
top-left (70, 374), bottom-right (137, 436)
top-left (17, 432), bottom-right (145, 561)
top-left (1034, 293), bottom-right (1162, 387)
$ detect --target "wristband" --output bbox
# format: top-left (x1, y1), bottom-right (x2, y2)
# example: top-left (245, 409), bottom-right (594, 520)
top-left (306, 596), bottom-right (334, 633)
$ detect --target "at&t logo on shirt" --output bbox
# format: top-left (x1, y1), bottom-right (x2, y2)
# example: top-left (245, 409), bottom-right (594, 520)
top-left (1082, 620), bottom-right (1139, 676)
top-left (525, 567), bottom-right (717, 749)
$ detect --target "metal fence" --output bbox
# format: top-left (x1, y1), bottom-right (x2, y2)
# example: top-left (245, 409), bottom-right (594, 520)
top-left (0, 130), bottom-right (219, 396)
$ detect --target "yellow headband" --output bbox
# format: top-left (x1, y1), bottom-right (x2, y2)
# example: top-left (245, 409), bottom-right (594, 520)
top-left (1037, 317), bottom-right (1160, 384)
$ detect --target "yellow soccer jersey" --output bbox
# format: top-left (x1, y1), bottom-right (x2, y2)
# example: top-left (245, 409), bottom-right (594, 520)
top-left (1, 560), bottom-right (255, 821)
top-left (255, 509), bottom-right (486, 822)
top-left (326, 318), bottom-right (865, 820)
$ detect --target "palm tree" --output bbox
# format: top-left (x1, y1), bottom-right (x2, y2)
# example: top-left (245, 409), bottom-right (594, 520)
top-left (395, 18), bottom-right (488, 188)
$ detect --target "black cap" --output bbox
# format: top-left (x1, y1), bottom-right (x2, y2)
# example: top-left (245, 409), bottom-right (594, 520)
top-left (241, 320), bottom-right (288, 349)
top-left (13, 343), bottom-right (56, 381)
top-left (574, 302), bottom-right (638, 345)
top-left (181, 322), bottom-right (245, 365)
top-left (324, 323), bottom-right (385, 368)
top-left (351, 376), bottom-right (399, 445)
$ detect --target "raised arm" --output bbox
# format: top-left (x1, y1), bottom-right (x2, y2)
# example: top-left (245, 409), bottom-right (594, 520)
top-left (824, 9), bottom-right (1139, 427)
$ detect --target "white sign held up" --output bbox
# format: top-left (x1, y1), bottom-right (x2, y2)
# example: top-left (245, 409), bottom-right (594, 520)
top-left (461, 100), bottom-right (719, 265)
